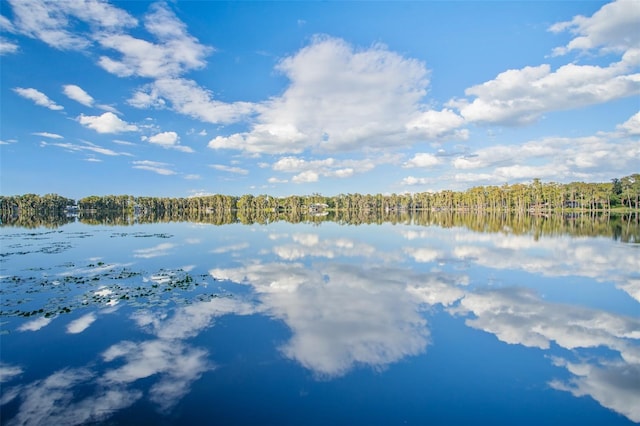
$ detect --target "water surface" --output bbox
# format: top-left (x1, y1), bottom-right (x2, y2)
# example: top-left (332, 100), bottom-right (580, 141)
top-left (1, 217), bottom-right (639, 425)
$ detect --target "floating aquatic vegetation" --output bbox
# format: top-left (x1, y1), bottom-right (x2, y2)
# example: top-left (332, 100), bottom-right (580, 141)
top-left (110, 232), bottom-right (174, 239)
top-left (0, 265), bottom-right (216, 331)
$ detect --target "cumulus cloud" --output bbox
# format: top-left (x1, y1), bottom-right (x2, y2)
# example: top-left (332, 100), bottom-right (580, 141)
top-left (447, 112), bottom-right (640, 185)
top-left (209, 36), bottom-right (466, 155)
top-left (270, 154), bottom-right (395, 183)
top-left (450, 1), bottom-right (640, 126)
top-left (144, 131), bottom-right (193, 153)
top-left (401, 176), bottom-right (432, 186)
top-left (618, 111), bottom-right (640, 135)
top-left (549, 0), bottom-right (640, 56)
top-left (268, 177), bottom-right (288, 184)
top-left (403, 152), bottom-right (441, 168)
top-left (292, 170), bottom-right (318, 183)
top-left (132, 160), bottom-right (176, 176)
top-left (7, 0), bottom-right (137, 50)
top-left (78, 112), bottom-right (138, 133)
top-left (406, 108), bottom-right (468, 140)
top-left (147, 131), bottom-right (177, 145)
top-left (13, 87), bottom-right (63, 110)
top-left (453, 58), bottom-right (640, 125)
top-left (63, 84), bottom-right (94, 106)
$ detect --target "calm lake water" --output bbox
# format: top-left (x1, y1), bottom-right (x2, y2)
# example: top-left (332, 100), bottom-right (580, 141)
top-left (1, 216), bottom-right (639, 425)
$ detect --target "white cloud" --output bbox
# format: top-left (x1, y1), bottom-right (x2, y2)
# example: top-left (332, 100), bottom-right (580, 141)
top-left (184, 174), bottom-right (201, 180)
top-left (13, 87), bottom-right (63, 110)
top-left (406, 108), bottom-right (468, 140)
top-left (78, 112), bottom-right (138, 133)
top-left (63, 84), bottom-right (94, 106)
top-left (7, 0), bottom-right (137, 50)
top-left (403, 153), bottom-right (441, 168)
top-left (401, 176), bottom-right (431, 186)
top-left (97, 3), bottom-right (209, 79)
top-left (454, 58), bottom-right (640, 125)
top-left (63, 2), bottom-right (252, 126)
top-left (209, 36), bottom-right (466, 155)
top-left (0, 36), bottom-right (18, 55)
top-left (447, 112), bottom-right (640, 185)
top-left (292, 170), bottom-right (319, 183)
top-left (96, 104), bottom-right (119, 114)
top-left (451, 1), bottom-right (640, 127)
top-left (41, 140), bottom-right (129, 157)
top-left (129, 78), bottom-right (255, 124)
top-left (0, 14), bottom-right (15, 32)
top-left (273, 156), bottom-right (334, 172)
top-left (209, 164), bottom-right (249, 175)
top-left (549, 0), bottom-right (640, 56)
top-left (618, 111), bottom-right (640, 135)
top-left (132, 160), bottom-right (176, 176)
top-left (32, 132), bottom-right (63, 139)
top-left (144, 131), bottom-right (193, 153)
top-left (271, 154), bottom-right (393, 183)
top-left (0, 363), bottom-right (23, 383)
top-left (268, 177), bottom-right (288, 184)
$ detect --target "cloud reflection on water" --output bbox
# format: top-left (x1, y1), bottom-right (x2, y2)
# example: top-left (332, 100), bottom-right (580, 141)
top-left (213, 228), bottom-right (640, 421)
top-left (211, 260), bottom-right (467, 378)
top-left (2, 222), bottom-right (639, 424)
top-left (452, 286), bottom-right (640, 423)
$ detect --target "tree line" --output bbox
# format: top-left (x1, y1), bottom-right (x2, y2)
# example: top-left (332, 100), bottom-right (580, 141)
top-left (1, 174), bottom-right (639, 217)
top-left (2, 205), bottom-right (638, 244)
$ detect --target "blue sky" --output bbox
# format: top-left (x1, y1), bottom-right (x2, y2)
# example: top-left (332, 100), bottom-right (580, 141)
top-left (1, 0), bottom-right (638, 199)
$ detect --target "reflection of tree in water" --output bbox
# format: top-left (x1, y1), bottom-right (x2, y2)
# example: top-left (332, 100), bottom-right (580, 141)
top-left (0, 213), bottom-right (75, 229)
top-left (4, 210), bottom-right (638, 243)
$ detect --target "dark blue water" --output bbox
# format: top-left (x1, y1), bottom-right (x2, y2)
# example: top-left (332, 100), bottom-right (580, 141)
top-left (1, 221), bottom-right (638, 425)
